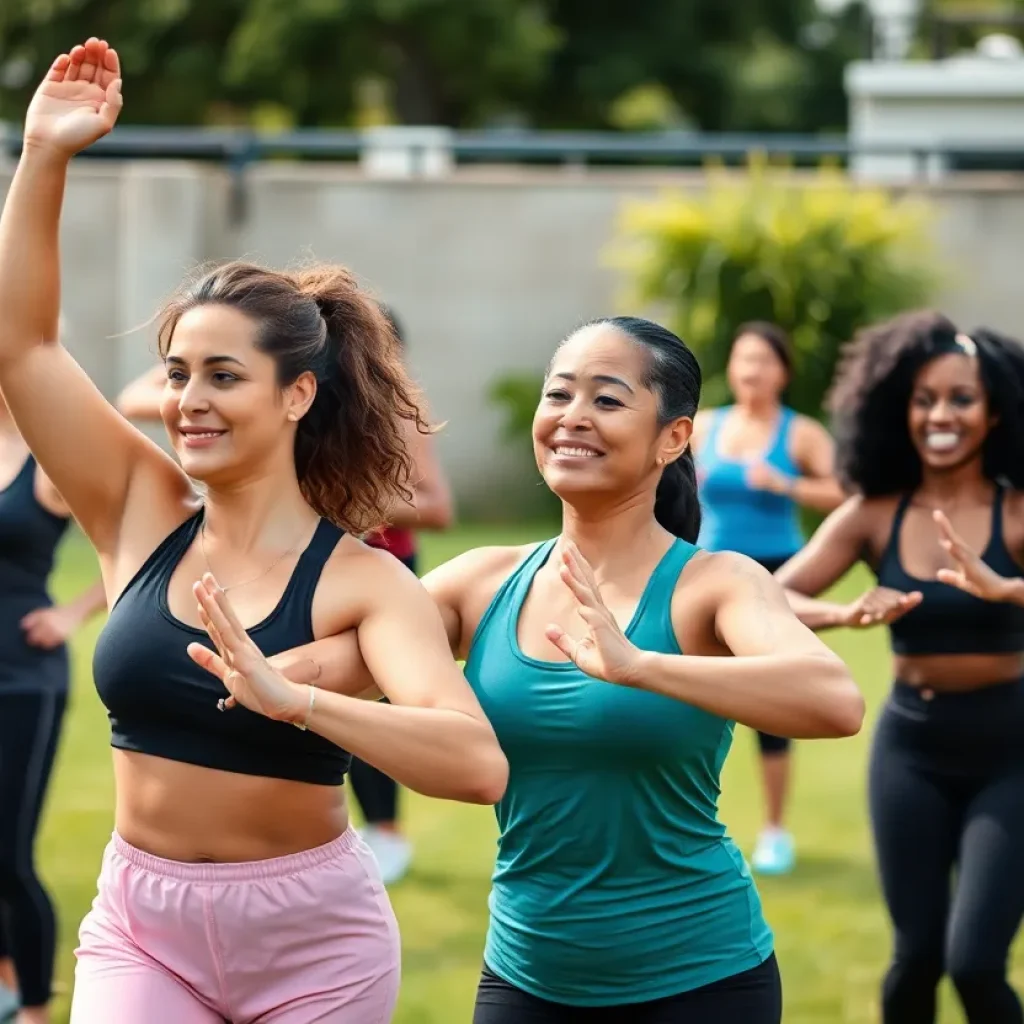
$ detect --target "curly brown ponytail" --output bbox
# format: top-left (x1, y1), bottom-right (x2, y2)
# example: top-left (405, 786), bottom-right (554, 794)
top-left (157, 261), bottom-right (429, 533)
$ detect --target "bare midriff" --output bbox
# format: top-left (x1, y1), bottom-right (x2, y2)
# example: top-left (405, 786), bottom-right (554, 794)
top-left (894, 651), bottom-right (1024, 692)
top-left (112, 750), bottom-right (348, 863)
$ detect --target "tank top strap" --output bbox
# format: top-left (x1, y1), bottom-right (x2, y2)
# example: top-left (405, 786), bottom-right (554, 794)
top-left (284, 518), bottom-right (346, 608)
top-left (628, 538), bottom-right (699, 649)
top-left (647, 539), bottom-right (699, 601)
top-left (879, 493), bottom-right (914, 572)
top-left (111, 511), bottom-right (202, 611)
top-left (766, 406), bottom-right (796, 463)
top-left (992, 481), bottom-right (1006, 537)
top-left (507, 539), bottom-right (558, 608)
top-left (703, 407), bottom-right (730, 453)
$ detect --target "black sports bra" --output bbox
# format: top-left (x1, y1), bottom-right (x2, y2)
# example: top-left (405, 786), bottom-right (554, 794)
top-left (876, 486), bottom-right (1024, 656)
top-left (92, 510), bottom-right (351, 786)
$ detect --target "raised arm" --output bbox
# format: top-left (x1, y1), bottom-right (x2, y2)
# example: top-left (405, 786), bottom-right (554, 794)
top-left (546, 544), bottom-right (864, 739)
top-left (0, 39), bottom-right (190, 559)
top-left (773, 496), bottom-right (920, 631)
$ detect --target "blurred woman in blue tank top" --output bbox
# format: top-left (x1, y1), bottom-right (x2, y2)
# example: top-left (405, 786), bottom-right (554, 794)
top-left (230, 316), bottom-right (865, 1022)
top-left (691, 323), bottom-right (845, 877)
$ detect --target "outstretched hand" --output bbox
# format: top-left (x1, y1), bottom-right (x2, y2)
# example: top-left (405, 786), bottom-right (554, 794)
top-left (187, 574), bottom-right (306, 723)
top-left (545, 543), bottom-right (642, 686)
top-left (836, 586), bottom-right (922, 629)
top-left (25, 37), bottom-right (123, 157)
top-left (934, 510), bottom-right (1017, 602)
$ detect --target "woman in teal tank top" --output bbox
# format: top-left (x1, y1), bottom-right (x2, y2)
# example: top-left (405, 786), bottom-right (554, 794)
top-left (213, 316), bottom-right (864, 1021)
top-left (692, 322), bottom-right (844, 878)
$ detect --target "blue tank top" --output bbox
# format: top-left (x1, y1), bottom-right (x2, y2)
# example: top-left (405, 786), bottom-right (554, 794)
top-left (0, 455), bottom-right (70, 689)
top-left (698, 406), bottom-right (804, 561)
top-left (464, 538), bottom-right (773, 1007)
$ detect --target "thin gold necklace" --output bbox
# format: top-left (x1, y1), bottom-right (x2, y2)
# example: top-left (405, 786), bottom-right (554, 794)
top-left (199, 517), bottom-right (313, 593)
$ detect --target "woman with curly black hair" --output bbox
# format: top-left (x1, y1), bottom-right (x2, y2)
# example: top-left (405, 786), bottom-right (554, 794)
top-left (776, 309), bottom-right (1024, 1024)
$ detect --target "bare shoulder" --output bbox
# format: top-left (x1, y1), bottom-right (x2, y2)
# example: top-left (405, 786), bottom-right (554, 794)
top-left (792, 414), bottom-right (832, 446)
top-left (424, 543), bottom-right (537, 603)
top-left (681, 549), bottom-right (783, 601)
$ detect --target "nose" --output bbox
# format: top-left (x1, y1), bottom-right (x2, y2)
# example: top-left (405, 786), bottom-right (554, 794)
top-left (927, 400), bottom-right (955, 425)
top-left (558, 395), bottom-right (592, 431)
top-left (179, 376), bottom-right (211, 415)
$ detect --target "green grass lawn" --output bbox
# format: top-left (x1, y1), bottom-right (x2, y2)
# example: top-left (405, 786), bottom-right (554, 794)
top-left (40, 524), bottom-right (1024, 1024)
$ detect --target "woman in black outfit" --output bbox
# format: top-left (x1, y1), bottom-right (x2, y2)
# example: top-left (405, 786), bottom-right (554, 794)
top-left (776, 310), bottom-right (1024, 1024)
top-left (0, 391), bottom-right (106, 1024)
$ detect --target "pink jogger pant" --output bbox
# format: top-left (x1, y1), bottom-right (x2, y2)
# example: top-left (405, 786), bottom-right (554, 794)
top-left (70, 829), bottom-right (401, 1023)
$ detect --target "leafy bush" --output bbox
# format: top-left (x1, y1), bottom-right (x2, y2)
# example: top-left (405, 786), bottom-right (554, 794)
top-left (608, 156), bottom-right (942, 417)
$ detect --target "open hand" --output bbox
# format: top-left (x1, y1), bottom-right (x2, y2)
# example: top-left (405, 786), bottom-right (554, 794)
top-left (836, 586), bottom-right (922, 628)
top-left (187, 574), bottom-right (307, 723)
top-left (545, 542), bottom-right (642, 685)
top-left (24, 38), bottom-right (122, 157)
top-left (746, 462), bottom-right (792, 495)
top-left (934, 510), bottom-right (1016, 602)
top-left (20, 605), bottom-right (77, 649)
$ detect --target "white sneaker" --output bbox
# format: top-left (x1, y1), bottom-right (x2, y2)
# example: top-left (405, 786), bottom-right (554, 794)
top-left (361, 826), bottom-right (413, 886)
top-left (751, 827), bottom-right (796, 876)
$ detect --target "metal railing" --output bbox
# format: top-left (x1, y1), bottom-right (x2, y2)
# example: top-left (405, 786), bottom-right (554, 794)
top-left (5, 123), bottom-right (1024, 170)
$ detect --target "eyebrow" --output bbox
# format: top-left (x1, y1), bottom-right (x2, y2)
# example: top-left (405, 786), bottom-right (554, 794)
top-left (552, 371), bottom-right (635, 394)
top-left (165, 355), bottom-right (246, 368)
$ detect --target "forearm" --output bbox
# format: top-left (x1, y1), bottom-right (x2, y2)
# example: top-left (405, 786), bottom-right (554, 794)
top-left (788, 476), bottom-right (846, 514)
top-left (63, 580), bottom-right (108, 625)
top-left (269, 633), bottom-right (382, 700)
top-left (781, 588), bottom-right (847, 632)
top-left (296, 688), bottom-right (507, 804)
top-left (0, 149), bottom-right (67, 357)
top-left (385, 488), bottom-right (453, 531)
top-left (1000, 577), bottom-right (1024, 607)
top-left (631, 649), bottom-right (863, 739)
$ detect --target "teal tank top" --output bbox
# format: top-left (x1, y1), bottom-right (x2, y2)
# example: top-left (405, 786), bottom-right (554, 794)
top-left (463, 538), bottom-right (773, 1007)
top-left (697, 405), bottom-right (805, 561)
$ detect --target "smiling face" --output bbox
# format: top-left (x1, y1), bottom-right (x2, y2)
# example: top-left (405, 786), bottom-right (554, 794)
top-left (160, 303), bottom-right (316, 485)
top-left (726, 332), bottom-right (788, 407)
top-left (532, 324), bottom-right (691, 504)
top-left (907, 352), bottom-right (994, 473)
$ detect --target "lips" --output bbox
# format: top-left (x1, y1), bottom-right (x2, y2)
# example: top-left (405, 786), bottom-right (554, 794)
top-left (179, 427), bottom-right (227, 449)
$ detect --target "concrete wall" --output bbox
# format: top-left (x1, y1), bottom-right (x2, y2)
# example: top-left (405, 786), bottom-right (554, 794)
top-left (2, 161), bottom-right (1023, 518)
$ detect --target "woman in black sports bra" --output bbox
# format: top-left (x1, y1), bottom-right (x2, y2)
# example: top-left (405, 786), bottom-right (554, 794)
top-left (775, 310), bottom-right (1024, 1024)
top-left (0, 39), bottom-right (506, 1024)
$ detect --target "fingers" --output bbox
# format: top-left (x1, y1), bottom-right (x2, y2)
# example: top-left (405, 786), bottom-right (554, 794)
top-left (545, 624), bottom-right (590, 668)
top-left (204, 574), bottom-right (251, 638)
top-left (101, 78), bottom-right (123, 125)
top-left (936, 568), bottom-right (981, 597)
top-left (47, 54), bottom-right (71, 83)
top-left (193, 578), bottom-right (241, 656)
top-left (187, 642), bottom-right (231, 682)
top-left (65, 45), bottom-right (86, 82)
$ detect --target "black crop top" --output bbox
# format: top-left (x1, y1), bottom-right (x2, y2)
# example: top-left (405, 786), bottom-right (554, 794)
top-left (0, 455), bottom-right (69, 684)
top-left (92, 510), bottom-right (351, 786)
top-left (877, 486), bottom-right (1024, 656)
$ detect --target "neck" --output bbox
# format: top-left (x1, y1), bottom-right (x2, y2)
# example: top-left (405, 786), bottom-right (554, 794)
top-left (736, 396), bottom-right (780, 420)
top-left (558, 493), bottom-right (669, 575)
top-left (917, 458), bottom-right (992, 506)
top-left (201, 466), bottom-right (317, 553)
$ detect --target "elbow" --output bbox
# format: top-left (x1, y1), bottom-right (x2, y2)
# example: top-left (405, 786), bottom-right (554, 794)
top-left (462, 742), bottom-right (509, 805)
top-left (818, 659), bottom-right (865, 738)
top-left (418, 494), bottom-right (455, 531)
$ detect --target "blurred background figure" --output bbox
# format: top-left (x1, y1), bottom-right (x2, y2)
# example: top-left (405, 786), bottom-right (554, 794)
top-left (0, 370), bottom-right (106, 1024)
top-left (691, 323), bottom-right (844, 876)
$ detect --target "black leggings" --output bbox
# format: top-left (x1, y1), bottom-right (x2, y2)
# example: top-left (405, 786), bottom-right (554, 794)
top-left (349, 552), bottom-right (417, 825)
top-left (0, 688), bottom-right (66, 1007)
top-left (869, 680), bottom-right (1024, 1024)
top-left (473, 955), bottom-right (781, 1023)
